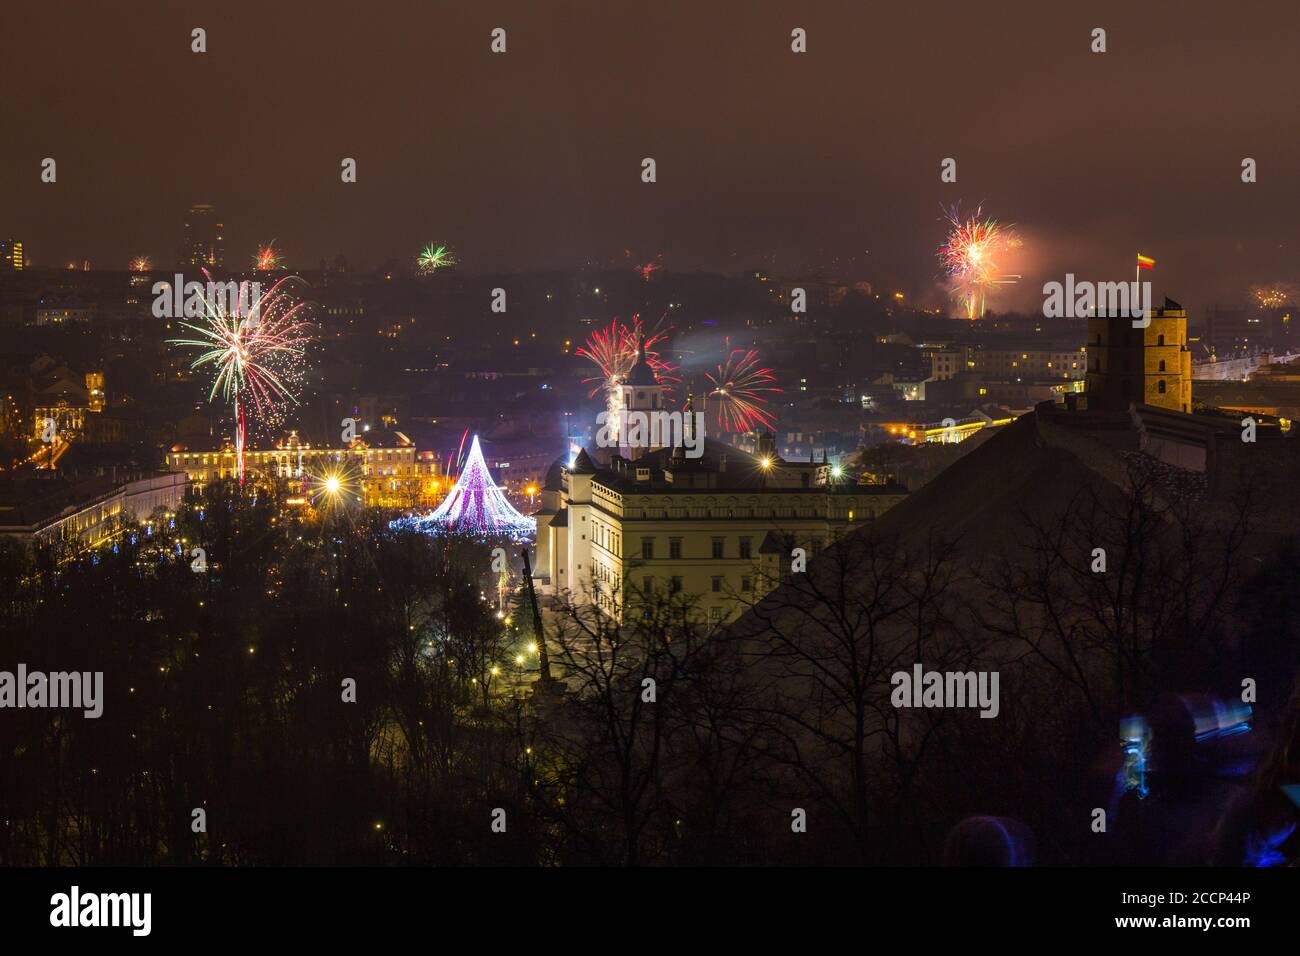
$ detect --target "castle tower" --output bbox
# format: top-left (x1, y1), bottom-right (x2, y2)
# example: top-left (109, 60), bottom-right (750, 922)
top-left (1086, 298), bottom-right (1192, 413)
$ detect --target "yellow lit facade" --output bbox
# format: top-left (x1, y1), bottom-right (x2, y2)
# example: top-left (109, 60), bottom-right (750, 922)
top-left (167, 432), bottom-right (442, 508)
top-left (1086, 306), bottom-right (1193, 413)
top-left (540, 458), bottom-right (906, 625)
top-left (1, 239), bottom-right (23, 272)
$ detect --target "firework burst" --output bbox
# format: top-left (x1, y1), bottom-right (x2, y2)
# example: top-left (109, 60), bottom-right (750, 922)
top-left (167, 271), bottom-right (313, 484)
top-left (937, 204), bottom-right (1022, 319)
top-left (636, 254), bottom-right (663, 281)
top-left (417, 242), bottom-right (457, 274)
top-left (577, 316), bottom-right (678, 398)
top-left (1250, 282), bottom-right (1296, 310)
top-left (129, 255), bottom-right (152, 273)
top-left (253, 241), bottom-right (283, 271)
top-left (705, 340), bottom-right (781, 432)
top-left (577, 317), bottom-right (678, 442)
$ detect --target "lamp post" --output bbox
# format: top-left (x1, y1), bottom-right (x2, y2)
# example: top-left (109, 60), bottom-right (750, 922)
top-left (520, 548), bottom-right (553, 684)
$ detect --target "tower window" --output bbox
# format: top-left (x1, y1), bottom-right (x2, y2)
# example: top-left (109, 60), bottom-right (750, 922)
top-left (1159, 360), bottom-right (1166, 371)
top-left (1157, 334), bottom-right (1165, 346)
top-left (1157, 380), bottom-right (1166, 394)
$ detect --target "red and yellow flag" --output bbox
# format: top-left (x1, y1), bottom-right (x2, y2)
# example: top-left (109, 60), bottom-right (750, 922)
top-left (1136, 254), bottom-right (1156, 270)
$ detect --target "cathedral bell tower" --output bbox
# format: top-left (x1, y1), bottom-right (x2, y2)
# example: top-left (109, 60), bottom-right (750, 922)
top-left (618, 337), bottom-right (664, 461)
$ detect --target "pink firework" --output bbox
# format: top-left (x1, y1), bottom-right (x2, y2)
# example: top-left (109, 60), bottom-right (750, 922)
top-left (168, 270), bottom-right (313, 484)
top-left (576, 316), bottom-right (679, 400)
top-left (937, 204), bottom-right (1021, 319)
top-left (635, 255), bottom-right (663, 281)
top-left (706, 341), bottom-right (780, 432)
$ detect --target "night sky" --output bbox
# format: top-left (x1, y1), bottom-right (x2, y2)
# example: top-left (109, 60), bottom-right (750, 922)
top-left (4, 0), bottom-right (1299, 314)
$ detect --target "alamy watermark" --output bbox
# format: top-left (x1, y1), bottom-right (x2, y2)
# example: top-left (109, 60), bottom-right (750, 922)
top-left (151, 274), bottom-right (263, 319)
top-left (890, 663), bottom-right (1000, 718)
top-left (0, 664), bottom-right (103, 718)
top-left (595, 410), bottom-right (705, 459)
top-left (50, 886), bottom-right (151, 936)
top-left (1043, 274), bottom-right (1152, 328)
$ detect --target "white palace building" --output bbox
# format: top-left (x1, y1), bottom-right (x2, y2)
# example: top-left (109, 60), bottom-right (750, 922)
top-left (533, 348), bottom-right (907, 625)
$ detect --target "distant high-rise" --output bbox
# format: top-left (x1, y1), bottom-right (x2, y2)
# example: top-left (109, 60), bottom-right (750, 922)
top-left (0, 239), bottom-right (24, 272)
top-left (180, 204), bottom-right (224, 269)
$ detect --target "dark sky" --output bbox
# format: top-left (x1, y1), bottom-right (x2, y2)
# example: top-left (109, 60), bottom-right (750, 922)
top-left (4, 0), bottom-right (1299, 314)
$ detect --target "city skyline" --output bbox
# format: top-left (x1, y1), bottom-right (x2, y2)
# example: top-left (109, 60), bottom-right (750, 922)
top-left (4, 1), bottom-right (1300, 318)
top-left (2, 1), bottom-right (1297, 932)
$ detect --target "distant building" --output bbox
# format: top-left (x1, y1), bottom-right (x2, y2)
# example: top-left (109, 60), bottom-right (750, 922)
top-left (34, 298), bottom-right (96, 326)
top-left (166, 429), bottom-right (441, 509)
top-left (1203, 306), bottom-right (1258, 353)
top-left (0, 472), bottom-right (188, 549)
top-left (32, 366), bottom-right (91, 440)
top-left (927, 342), bottom-right (1087, 385)
top-left (0, 238), bottom-right (24, 272)
top-left (1085, 300), bottom-right (1192, 414)
top-left (85, 372), bottom-right (105, 412)
top-left (179, 203), bottom-right (224, 269)
top-left (873, 405), bottom-right (1017, 446)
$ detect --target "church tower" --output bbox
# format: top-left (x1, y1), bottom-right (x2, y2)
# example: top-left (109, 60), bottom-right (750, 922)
top-left (618, 338), bottom-right (664, 461)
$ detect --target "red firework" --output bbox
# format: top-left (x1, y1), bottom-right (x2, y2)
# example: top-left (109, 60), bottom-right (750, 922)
top-left (705, 341), bottom-right (780, 432)
top-left (576, 316), bottom-right (679, 399)
top-left (635, 255), bottom-right (663, 281)
top-left (253, 241), bottom-right (283, 272)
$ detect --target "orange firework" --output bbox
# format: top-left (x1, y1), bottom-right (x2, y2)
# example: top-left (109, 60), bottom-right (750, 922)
top-left (937, 204), bottom-right (1021, 319)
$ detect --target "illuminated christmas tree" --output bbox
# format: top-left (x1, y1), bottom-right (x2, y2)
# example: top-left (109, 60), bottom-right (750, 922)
top-left (402, 435), bottom-right (535, 538)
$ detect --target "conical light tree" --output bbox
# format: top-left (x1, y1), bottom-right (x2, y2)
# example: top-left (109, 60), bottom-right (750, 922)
top-left (405, 435), bottom-right (535, 537)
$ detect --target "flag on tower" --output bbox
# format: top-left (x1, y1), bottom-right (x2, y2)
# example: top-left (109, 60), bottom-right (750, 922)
top-left (1136, 254), bottom-right (1156, 270)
